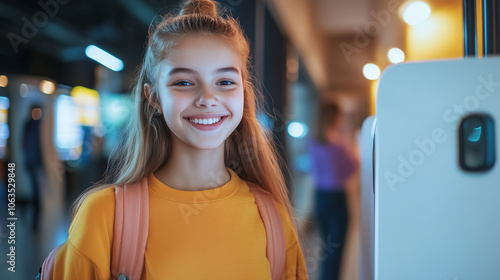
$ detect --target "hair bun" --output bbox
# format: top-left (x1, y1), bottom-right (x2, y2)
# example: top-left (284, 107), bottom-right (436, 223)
top-left (179, 0), bottom-right (218, 18)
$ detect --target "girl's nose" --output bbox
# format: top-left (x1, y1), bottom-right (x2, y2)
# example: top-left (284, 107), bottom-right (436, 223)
top-left (194, 88), bottom-right (218, 108)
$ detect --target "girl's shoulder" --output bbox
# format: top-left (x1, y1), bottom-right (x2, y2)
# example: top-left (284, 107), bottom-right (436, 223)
top-left (69, 187), bottom-right (116, 236)
top-left (86, 186), bottom-right (116, 204)
top-left (77, 187), bottom-right (116, 213)
top-left (63, 187), bottom-right (116, 276)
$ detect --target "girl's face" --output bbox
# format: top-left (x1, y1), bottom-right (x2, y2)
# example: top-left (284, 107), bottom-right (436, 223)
top-left (154, 35), bottom-right (244, 150)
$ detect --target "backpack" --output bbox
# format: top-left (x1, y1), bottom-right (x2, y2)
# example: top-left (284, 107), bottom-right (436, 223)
top-left (37, 177), bottom-right (286, 280)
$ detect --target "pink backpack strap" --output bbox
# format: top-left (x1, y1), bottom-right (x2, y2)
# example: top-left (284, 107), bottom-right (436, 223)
top-left (111, 176), bottom-right (149, 280)
top-left (247, 182), bottom-right (286, 280)
top-left (39, 243), bottom-right (63, 280)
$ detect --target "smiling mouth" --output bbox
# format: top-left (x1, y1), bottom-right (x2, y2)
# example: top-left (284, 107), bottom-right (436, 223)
top-left (185, 116), bottom-right (227, 125)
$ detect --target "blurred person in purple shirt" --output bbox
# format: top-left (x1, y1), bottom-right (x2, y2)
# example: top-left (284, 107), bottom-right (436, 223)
top-left (307, 102), bottom-right (358, 280)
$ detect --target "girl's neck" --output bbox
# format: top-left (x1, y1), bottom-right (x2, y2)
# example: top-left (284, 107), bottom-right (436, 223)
top-left (154, 138), bottom-right (230, 191)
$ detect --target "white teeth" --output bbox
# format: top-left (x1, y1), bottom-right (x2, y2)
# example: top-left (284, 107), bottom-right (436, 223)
top-left (189, 117), bottom-right (222, 125)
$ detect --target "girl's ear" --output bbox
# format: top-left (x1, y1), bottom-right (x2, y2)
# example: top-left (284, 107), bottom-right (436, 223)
top-left (144, 83), bottom-right (163, 114)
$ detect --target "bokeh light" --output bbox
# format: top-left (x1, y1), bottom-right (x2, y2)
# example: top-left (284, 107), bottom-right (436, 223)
top-left (388, 48), bottom-right (405, 63)
top-left (403, 1), bottom-right (431, 26)
top-left (40, 80), bottom-right (55, 94)
top-left (363, 63), bottom-right (381, 80)
top-left (0, 75), bottom-right (8, 87)
top-left (287, 122), bottom-right (308, 138)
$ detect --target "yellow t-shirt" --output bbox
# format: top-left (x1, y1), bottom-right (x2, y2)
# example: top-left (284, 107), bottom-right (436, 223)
top-left (54, 169), bottom-right (308, 279)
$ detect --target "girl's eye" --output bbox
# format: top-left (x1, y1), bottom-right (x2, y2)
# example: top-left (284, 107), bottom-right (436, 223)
top-left (173, 81), bottom-right (193, 86)
top-left (217, 80), bottom-right (235, 86)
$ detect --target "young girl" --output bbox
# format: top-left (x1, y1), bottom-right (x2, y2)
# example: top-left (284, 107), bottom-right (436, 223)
top-left (52, 0), bottom-right (307, 279)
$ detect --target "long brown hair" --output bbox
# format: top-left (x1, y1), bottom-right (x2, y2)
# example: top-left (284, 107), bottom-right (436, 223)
top-left (71, 0), bottom-right (293, 219)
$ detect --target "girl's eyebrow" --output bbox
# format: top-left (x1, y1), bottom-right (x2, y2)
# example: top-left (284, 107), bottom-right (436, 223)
top-left (168, 67), bottom-right (240, 76)
top-left (216, 67), bottom-right (240, 75)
